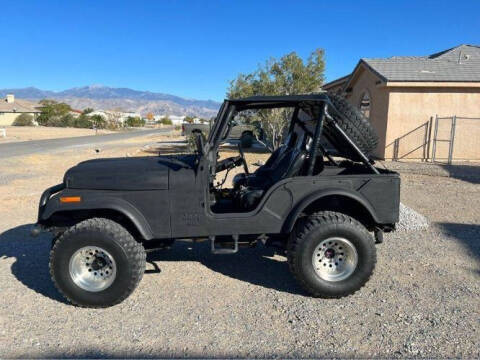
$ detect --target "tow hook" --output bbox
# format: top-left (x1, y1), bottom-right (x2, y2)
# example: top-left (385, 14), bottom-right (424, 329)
top-left (30, 224), bottom-right (44, 238)
top-left (374, 227), bottom-right (384, 244)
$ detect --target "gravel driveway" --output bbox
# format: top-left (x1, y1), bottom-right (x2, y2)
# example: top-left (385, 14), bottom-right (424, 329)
top-left (0, 145), bottom-right (478, 358)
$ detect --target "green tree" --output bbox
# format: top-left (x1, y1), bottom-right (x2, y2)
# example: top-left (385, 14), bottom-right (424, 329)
top-left (90, 114), bottom-right (106, 129)
top-left (125, 116), bottom-right (145, 127)
top-left (12, 113), bottom-right (34, 126)
top-left (59, 113), bottom-right (75, 127)
top-left (158, 115), bottom-right (172, 125)
top-left (37, 99), bottom-right (72, 127)
top-left (72, 114), bottom-right (92, 128)
top-left (227, 49), bottom-right (325, 150)
top-left (83, 108), bottom-right (94, 115)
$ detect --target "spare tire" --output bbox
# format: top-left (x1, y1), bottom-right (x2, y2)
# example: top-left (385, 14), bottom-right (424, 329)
top-left (323, 93), bottom-right (379, 161)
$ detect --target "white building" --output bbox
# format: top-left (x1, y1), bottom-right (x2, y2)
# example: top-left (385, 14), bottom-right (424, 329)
top-left (154, 114), bottom-right (185, 125)
top-left (89, 110), bottom-right (142, 125)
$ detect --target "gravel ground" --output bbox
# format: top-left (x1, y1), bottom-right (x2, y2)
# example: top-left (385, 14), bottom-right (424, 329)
top-left (397, 203), bottom-right (429, 232)
top-left (0, 142), bottom-right (479, 358)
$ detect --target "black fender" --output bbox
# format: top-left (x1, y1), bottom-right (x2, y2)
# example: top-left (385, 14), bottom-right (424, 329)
top-left (282, 188), bottom-right (380, 233)
top-left (40, 190), bottom-right (154, 240)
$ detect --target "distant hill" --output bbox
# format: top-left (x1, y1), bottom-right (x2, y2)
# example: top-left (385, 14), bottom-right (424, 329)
top-left (0, 85), bottom-right (221, 118)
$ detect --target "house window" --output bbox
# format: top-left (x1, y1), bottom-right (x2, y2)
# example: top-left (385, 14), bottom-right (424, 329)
top-left (359, 91), bottom-right (371, 119)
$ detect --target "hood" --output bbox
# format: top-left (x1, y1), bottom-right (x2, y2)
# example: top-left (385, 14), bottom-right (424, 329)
top-left (64, 156), bottom-right (192, 190)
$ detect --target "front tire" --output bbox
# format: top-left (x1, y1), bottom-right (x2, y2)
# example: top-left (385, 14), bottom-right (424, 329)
top-left (287, 211), bottom-right (376, 298)
top-left (49, 218), bottom-right (146, 308)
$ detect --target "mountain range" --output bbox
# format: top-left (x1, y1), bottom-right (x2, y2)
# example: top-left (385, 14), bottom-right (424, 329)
top-left (0, 85), bottom-right (222, 118)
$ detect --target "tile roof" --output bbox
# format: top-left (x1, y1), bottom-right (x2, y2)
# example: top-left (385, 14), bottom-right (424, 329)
top-left (362, 44), bottom-right (480, 82)
top-left (0, 97), bottom-right (41, 113)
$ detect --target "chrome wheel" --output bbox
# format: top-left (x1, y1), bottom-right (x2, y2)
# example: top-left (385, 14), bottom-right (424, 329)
top-left (312, 237), bottom-right (358, 282)
top-left (69, 246), bottom-right (117, 292)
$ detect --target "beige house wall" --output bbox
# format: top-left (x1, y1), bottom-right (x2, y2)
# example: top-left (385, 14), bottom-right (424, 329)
top-left (385, 88), bottom-right (480, 160)
top-left (334, 65), bottom-right (480, 161)
top-left (344, 65), bottom-right (390, 158)
top-left (0, 112), bottom-right (38, 126)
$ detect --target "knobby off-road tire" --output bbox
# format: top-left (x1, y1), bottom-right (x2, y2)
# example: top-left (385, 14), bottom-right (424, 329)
top-left (50, 218), bottom-right (146, 308)
top-left (326, 92), bottom-right (379, 157)
top-left (287, 211), bottom-right (376, 298)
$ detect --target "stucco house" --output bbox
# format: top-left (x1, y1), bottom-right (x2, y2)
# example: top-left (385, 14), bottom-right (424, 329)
top-left (323, 44), bottom-right (480, 161)
top-left (0, 94), bottom-right (41, 126)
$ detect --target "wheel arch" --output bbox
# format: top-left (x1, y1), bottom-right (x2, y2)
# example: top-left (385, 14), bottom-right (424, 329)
top-left (283, 189), bottom-right (380, 233)
top-left (41, 198), bottom-right (154, 240)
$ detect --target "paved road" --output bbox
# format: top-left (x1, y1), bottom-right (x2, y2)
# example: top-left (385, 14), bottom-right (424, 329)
top-left (0, 128), bottom-right (171, 158)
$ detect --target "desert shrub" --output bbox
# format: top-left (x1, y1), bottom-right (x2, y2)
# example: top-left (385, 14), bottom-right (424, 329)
top-left (159, 116), bottom-right (172, 125)
top-left (90, 114), bottom-right (106, 129)
top-left (59, 114), bottom-right (75, 127)
top-left (106, 121), bottom-right (120, 130)
top-left (72, 115), bottom-right (92, 129)
top-left (12, 113), bottom-right (34, 126)
top-left (125, 116), bottom-right (145, 127)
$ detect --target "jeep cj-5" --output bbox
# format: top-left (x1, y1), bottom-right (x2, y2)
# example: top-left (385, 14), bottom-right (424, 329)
top-left (32, 93), bottom-right (400, 307)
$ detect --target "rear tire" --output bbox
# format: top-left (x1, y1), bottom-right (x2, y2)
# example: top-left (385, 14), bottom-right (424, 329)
top-left (287, 211), bottom-right (376, 298)
top-left (50, 218), bottom-right (146, 308)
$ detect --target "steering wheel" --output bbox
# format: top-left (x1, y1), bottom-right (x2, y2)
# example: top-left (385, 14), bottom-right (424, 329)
top-left (238, 143), bottom-right (249, 175)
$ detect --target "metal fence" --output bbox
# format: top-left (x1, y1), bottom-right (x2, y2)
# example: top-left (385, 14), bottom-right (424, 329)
top-left (432, 115), bottom-right (456, 164)
top-left (388, 115), bottom-right (480, 163)
top-left (391, 120), bottom-right (431, 162)
top-left (432, 115), bottom-right (480, 164)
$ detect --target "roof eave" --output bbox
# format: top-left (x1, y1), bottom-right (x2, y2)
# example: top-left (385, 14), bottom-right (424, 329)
top-left (342, 59), bottom-right (387, 91)
top-left (385, 81), bottom-right (480, 88)
top-left (322, 74), bottom-right (351, 90)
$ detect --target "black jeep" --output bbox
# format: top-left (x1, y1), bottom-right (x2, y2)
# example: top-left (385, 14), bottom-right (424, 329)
top-left (34, 93), bottom-right (400, 308)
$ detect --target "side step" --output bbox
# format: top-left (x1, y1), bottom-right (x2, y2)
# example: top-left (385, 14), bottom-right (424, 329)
top-left (210, 235), bottom-right (239, 254)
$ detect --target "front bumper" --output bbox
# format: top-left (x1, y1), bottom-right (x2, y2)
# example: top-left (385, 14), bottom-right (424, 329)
top-left (38, 183), bottom-right (65, 221)
top-left (32, 183), bottom-right (65, 237)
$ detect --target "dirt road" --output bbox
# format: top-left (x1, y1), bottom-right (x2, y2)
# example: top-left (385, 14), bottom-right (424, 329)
top-left (0, 127), bottom-right (171, 159)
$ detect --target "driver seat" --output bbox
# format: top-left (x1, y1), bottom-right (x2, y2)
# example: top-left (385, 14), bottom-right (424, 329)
top-left (233, 129), bottom-right (296, 189)
top-left (236, 128), bottom-right (311, 210)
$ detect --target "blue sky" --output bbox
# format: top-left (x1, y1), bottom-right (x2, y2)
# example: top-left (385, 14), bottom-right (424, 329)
top-left (1, 0), bottom-right (479, 101)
